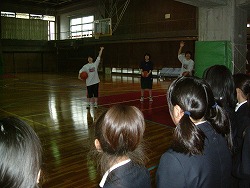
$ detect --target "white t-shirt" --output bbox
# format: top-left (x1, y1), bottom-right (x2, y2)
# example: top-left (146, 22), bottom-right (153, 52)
top-left (178, 54), bottom-right (194, 76)
top-left (79, 57), bottom-right (100, 86)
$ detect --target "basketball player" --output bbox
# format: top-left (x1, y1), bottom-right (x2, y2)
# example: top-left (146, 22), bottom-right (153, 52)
top-left (78, 46), bottom-right (104, 109)
top-left (178, 41), bottom-right (194, 77)
top-left (139, 53), bottom-right (153, 102)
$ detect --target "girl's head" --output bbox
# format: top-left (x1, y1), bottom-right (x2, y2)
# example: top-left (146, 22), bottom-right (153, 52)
top-left (0, 117), bottom-right (42, 188)
top-left (94, 105), bottom-right (147, 173)
top-left (95, 105), bottom-right (145, 155)
top-left (233, 73), bottom-right (250, 104)
top-left (144, 53), bottom-right (150, 61)
top-left (167, 76), bottom-right (214, 126)
top-left (203, 65), bottom-right (236, 108)
top-left (87, 56), bottom-right (93, 63)
top-left (185, 51), bottom-right (192, 60)
top-left (167, 77), bottom-right (232, 154)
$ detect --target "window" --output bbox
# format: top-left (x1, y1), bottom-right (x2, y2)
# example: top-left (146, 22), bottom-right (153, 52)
top-left (70, 15), bottom-right (94, 39)
top-left (30, 14), bottom-right (43, 19)
top-left (16, 13), bottom-right (29, 19)
top-left (1, 11), bottom-right (15, 17)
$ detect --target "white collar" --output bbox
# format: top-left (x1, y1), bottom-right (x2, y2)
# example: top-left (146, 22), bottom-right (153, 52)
top-left (194, 120), bottom-right (207, 125)
top-left (99, 159), bottom-right (131, 187)
top-left (235, 101), bottom-right (247, 112)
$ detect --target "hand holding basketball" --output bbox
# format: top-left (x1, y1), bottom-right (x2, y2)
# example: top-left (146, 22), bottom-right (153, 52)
top-left (142, 71), bottom-right (148, 77)
top-left (80, 71), bottom-right (88, 80)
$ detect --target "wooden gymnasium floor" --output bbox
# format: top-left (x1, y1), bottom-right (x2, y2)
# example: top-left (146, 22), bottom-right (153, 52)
top-left (0, 73), bottom-right (174, 188)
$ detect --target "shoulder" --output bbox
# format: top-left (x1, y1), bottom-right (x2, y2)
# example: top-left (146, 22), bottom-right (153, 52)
top-left (156, 150), bottom-right (186, 187)
top-left (245, 125), bottom-right (250, 132)
top-left (105, 162), bottom-right (150, 188)
top-left (158, 149), bottom-right (184, 168)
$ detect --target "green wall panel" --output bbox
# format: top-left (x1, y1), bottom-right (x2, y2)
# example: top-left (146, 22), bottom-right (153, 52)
top-left (194, 41), bottom-right (232, 78)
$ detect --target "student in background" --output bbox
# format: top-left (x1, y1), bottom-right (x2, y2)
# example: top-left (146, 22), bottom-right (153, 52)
top-left (139, 53), bottom-right (154, 102)
top-left (156, 77), bottom-right (233, 188)
top-left (93, 104), bottom-right (151, 188)
top-left (177, 41), bottom-right (194, 76)
top-left (232, 73), bottom-right (250, 188)
top-left (0, 116), bottom-right (42, 188)
top-left (203, 65), bottom-right (237, 137)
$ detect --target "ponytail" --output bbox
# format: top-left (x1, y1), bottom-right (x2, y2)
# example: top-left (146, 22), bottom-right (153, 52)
top-left (172, 112), bottom-right (205, 155)
top-left (207, 103), bottom-right (233, 150)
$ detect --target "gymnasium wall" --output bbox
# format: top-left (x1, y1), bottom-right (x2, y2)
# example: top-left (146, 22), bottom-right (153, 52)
top-left (1, 0), bottom-right (197, 73)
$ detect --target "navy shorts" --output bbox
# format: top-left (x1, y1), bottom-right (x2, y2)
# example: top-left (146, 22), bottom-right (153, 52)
top-left (141, 77), bottom-right (153, 89)
top-left (87, 83), bottom-right (99, 98)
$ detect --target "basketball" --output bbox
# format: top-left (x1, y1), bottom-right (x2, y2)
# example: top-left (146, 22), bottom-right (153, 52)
top-left (142, 71), bottom-right (148, 77)
top-left (80, 71), bottom-right (88, 80)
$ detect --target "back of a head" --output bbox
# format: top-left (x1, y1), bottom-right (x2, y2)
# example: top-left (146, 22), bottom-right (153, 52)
top-left (233, 73), bottom-right (250, 97)
top-left (94, 105), bottom-right (146, 173)
top-left (203, 65), bottom-right (236, 108)
top-left (167, 76), bottom-right (232, 154)
top-left (168, 77), bottom-right (213, 120)
top-left (233, 73), bottom-right (250, 107)
top-left (95, 105), bottom-right (145, 155)
top-left (0, 117), bottom-right (42, 188)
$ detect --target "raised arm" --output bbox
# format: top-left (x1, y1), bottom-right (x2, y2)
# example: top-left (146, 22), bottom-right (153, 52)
top-left (178, 41), bottom-right (185, 56)
top-left (98, 47), bottom-right (104, 58)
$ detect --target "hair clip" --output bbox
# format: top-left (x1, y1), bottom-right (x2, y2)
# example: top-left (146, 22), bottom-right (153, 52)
top-left (184, 111), bottom-right (191, 116)
top-left (212, 102), bottom-right (218, 108)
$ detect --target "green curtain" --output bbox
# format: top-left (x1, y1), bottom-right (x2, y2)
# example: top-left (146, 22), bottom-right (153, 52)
top-left (1, 17), bottom-right (48, 40)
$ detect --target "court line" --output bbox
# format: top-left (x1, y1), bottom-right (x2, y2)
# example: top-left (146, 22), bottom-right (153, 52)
top-left (0, 108), bottom-right (49, 127)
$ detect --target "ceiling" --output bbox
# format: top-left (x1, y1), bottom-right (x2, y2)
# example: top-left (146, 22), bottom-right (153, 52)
top-left (1, 0), bottom-right (91, 10)
top-left (1, 0), bottom-right (250, 20)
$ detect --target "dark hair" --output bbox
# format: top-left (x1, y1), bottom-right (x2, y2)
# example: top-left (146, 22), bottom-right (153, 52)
top-left (203, 65), bottom-right (236, 109)
top-left (185, 51), bottom-right (192, 57)
top-left (94, 105), bottom-right (147, 174)
top-left (233, 73), bottom-right (250, 107)
top-left (0, 117), bottom-right (42, 188)
top-left (167, 77), bottom-right (233, 155)
top-left (144, 53), bottom-right (151, 59)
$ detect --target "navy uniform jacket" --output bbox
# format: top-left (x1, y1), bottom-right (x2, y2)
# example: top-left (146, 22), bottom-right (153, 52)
top-left (232, 103), bottom-right (250, 187)
top-left (101, 161), bottom-right (151, 188)
top-left (234, 103), bottom-right (250, 150)
top-left (156, 121), bottom-right (232, 188)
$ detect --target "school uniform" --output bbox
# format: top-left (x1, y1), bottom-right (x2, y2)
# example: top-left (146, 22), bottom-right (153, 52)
top-left (99, 160), bottom-right (151, 188)
top-left (232, 102), bottom-right (250, 187)
top-left (156, 121), bottom-right (232, 188)
top-left (234, 102), bottom-right (250, 150)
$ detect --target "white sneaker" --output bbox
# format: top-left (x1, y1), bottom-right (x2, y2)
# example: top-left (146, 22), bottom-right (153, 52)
top-left (86, 103), bottom-right (90, 109)
top-left (94, 103), bottom-right (98, 108)
top-left (149, 97), bottom-right (153, 102)
top-left (140, 97), bottom-right (144, 102)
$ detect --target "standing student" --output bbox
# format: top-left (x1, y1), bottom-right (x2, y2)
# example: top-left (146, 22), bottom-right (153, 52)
top-left (177, 41), bottom-right (194, 76)
top-left (139, 53), bottom-right (154, 102)
top-left (0, 116), bottom-right (42, 188)
top-left (93, 104), bottom-right (151, 188)
top-left (232, 73), bottom-right (250, 188)
top-left (203, 65), bottom-right (237, 137)
top-left (78, 46), bottom-right (104, 109)
top-left (156, 77), bottom-right (233, 188)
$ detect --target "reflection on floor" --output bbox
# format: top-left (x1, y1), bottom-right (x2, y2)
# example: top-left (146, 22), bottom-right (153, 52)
top-left (0, 73), bottom-right (174, 188)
